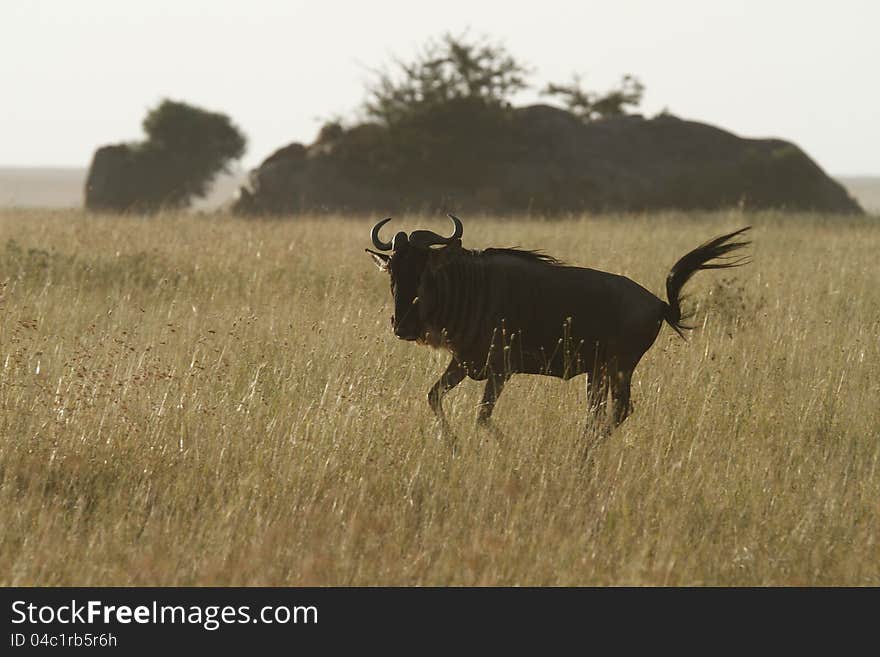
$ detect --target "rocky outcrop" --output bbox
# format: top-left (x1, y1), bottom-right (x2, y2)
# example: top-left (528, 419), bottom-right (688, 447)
top-left (233, 106), bottom-right (862, 215)
top-left (85, 99), bottom-right (246, 213)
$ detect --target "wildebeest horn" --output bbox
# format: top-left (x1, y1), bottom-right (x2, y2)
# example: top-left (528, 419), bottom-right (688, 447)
top-left (371, 217), bottom-right (393, 251)
top-left (408, 214), bottom-right (465, 248)
top-left (447, 213), bottom-right (464, 240)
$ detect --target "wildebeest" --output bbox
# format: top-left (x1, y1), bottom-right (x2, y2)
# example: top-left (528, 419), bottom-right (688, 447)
top-left (366, 215), bottom-right (750, 441)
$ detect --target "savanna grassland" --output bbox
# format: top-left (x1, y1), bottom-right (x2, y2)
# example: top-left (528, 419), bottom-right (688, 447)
top-left (0, 209), bottom-right (878, 586)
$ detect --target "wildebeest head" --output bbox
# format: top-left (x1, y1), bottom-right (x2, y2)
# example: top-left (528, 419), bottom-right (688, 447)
top-left (366, 214), bottom-right (463, 341)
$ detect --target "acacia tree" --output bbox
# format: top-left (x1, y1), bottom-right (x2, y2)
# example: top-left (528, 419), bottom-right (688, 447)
top-left (364, 32), bottom-right (530, 126)
top-left (345, 33), bottom-right (532, 191)
top-left (543, 74), bottom-right (645, 122)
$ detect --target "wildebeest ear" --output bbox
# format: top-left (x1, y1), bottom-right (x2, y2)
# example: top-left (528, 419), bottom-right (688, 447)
top-left (365, 249), bottom-right (390, 271)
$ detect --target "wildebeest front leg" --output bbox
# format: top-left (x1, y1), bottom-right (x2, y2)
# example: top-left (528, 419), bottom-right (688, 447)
top-left (476, 374), bottom-right (508, 436)
top-left (428, 360), bottom-right (466, 442)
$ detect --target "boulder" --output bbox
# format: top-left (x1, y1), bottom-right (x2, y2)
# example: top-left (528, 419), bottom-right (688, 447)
top-left (84, 143), bottom-right (178, 213)
top-left (84, 144), bottom-right (140, 212)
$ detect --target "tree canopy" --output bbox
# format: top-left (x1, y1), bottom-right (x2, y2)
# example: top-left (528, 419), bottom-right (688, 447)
top-left (543, 74), bottom-right (645, 122)
top-left (364, 33), bottom-right (530, 126)
top-left (363, 32), bottom-right (644, 126)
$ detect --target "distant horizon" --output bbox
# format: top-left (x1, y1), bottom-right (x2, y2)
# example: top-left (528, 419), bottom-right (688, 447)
top-left (2, 166), bottom-right (878, 214)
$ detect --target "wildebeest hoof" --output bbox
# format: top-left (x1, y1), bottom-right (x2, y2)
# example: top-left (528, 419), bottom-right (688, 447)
top-left (436, 426), bottom-right (459, 451)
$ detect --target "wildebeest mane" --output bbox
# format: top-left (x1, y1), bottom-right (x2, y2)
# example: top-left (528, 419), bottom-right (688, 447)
top-left (478, 247), bottom-right (565, 266)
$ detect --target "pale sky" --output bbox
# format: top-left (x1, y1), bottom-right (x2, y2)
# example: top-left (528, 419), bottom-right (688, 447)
top-left (2, 0), bottom-right (878, 174)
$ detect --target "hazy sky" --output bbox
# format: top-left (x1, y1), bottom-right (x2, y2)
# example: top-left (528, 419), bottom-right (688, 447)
top-left (3, 0), bottom-right (878, 174)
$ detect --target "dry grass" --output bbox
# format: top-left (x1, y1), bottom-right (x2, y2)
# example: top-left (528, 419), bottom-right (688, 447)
top-left (0, 208), bottom-right (878, 586)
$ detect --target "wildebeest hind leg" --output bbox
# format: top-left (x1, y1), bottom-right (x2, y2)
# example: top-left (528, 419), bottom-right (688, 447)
top-left (428, 360), bottom-right (466, 445)
top-left (611, 369), bottom-right (634, 426)
top-left (583, 370), bottom-right (612, 455)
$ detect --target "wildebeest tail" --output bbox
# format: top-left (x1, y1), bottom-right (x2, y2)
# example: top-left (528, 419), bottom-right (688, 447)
top-left (663, 226), bottom-right (752, 338)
